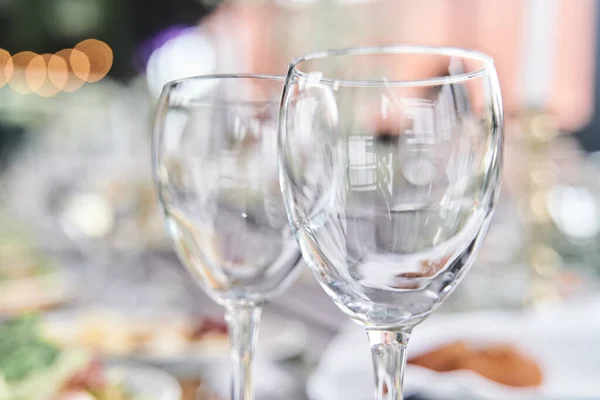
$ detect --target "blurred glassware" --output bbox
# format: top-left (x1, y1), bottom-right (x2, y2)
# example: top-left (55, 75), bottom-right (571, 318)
top-left (2, 79), bottom-right (164, 304)
top-left (153, 75), bottom-right (302, 400)
top-left (543, 138), bottom-right (600, 286)
top-left (517, 112), bottom-right (564, 306)
top-left (498, 115), bottom-right (600, 306)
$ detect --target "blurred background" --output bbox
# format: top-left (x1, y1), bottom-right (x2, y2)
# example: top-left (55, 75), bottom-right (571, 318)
top-left (1, 0), bottom-right (600, 399)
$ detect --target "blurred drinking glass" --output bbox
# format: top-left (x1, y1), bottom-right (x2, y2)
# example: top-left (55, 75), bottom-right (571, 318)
top-left (153, 75), bottom-right (302, 400)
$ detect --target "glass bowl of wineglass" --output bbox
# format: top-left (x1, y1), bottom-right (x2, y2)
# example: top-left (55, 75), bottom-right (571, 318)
top-left (278, 45), bottom-right (503, 399)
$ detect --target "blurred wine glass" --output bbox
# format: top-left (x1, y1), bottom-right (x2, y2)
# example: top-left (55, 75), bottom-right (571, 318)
top-left (153, 74), bottom-right (302, 400)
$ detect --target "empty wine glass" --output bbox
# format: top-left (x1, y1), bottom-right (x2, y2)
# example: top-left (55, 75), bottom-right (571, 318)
top-left (278, 46), bottom-right (503, 399)
top-left (153, 75), bottom-right (302, 400)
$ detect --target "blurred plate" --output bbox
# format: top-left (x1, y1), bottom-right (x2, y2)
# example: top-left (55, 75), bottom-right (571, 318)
top-left (124, 316), bottom-right (308, 373)
top-left (106, 364), bottom-right (182, 400)
top-left (308, 296), bottom-right (600, 400)
top-left (0, 269), bottom-right (74, 316)
top-left (43, 309), bottom-right (307, 372)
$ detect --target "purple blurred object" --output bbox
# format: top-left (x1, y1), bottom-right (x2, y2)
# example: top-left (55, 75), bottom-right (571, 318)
top-left (135, 25), bottom-right (195, 73)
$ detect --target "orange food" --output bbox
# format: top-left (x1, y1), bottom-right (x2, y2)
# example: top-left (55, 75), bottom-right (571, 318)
top-left (408, 341), bottom-right (543, 388)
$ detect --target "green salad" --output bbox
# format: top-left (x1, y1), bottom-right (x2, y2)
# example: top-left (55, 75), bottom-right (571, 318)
top-left (0, 316), bottom-right (60, 382)
top-left (0, 316), bottom-right (136, 400)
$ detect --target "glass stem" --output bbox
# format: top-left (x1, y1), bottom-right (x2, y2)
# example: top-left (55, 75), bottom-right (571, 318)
top-left (225, 304), bottom-right (262, 400)
top-left (366, 329), bottom-right (411, 400)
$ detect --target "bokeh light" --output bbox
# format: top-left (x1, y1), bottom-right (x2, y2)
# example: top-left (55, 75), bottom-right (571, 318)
top-left (74, 39), bottom-right (113, 83)
top-left (69, 48), bottom-right (92, 82)
top-left (0, 49), bottom-right (13, 88)
top-left (146, 28), bottom-right (215, 98)
top-left (27, 54), bottom-right (49, 95)
top-left (36, 54), bottom-right (62, 98)
top-left (0, 38), bottom-right (111, 95)
top-left (54, 48), bottom-right (89, 92)
top-left (8, 51), bottom-right (46, 94)
top-left (47, 53), bottom-right (69, 91)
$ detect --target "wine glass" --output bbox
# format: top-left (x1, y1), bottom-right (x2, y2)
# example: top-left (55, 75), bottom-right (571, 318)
top-left (153, 74), bottom-right (302, 400)
top-left (278, 46), bottom-right (503, 399)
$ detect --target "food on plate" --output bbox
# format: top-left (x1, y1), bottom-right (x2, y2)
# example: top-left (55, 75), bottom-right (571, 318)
top-left (43, 310), bottom-right (228, 359)
top-left (408, 341), bottom-right (543, 388)
top-left (0, 226), bottom-right (71, 314)
top-left (408, 342), bottom-right (468, 373)
top-left (0, 316), bottom-right (136, 400)
top-left (190, 317), bottom-right (228, 339)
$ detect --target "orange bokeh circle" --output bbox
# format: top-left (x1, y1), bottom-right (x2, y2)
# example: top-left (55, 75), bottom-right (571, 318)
top-left (52, 49), bottom-right (90, 92)
top-left (0, 49), bottom-right (13, 88)
top-left (69, 49), bottom-right (91, 81)
top-left (36, 54), bottom-right (63, 97)
top-left (74, 39), bottom-right (113, 82)
top-left (8, 51), bottom-right (46, 94)
top-left (47, 53), bottom-right (69, 91)
top-left (2, 39), bottom-right (111, 94)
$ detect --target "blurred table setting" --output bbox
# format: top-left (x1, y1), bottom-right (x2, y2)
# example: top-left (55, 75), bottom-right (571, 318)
top-left (1, 0), bottom-right (600, 399)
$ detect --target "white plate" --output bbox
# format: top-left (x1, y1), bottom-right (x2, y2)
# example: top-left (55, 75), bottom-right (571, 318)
top-left (107, 364), bottom-right (182, 400)
top-left (308, 296), bottom-right (600, 400)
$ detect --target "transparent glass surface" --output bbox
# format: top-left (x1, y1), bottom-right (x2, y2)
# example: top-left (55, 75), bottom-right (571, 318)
top-left (153, 75), bottom-right (302, 400)
top-left (278, 46), bottom-right (503, 400)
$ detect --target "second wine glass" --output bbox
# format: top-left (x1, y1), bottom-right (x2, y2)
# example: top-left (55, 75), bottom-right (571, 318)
top-left (278, 46), bottom-right (503, 399)
top-left (153, 75), bottom-right (302, 400)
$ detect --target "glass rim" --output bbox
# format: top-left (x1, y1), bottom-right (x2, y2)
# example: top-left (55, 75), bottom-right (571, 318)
top-left (288, 45), bottom-right (497, 87)
top-left (161, 73), bottom-right (285, 93)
